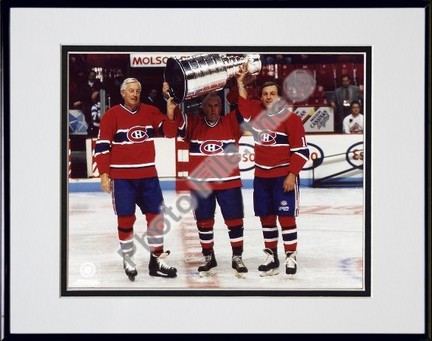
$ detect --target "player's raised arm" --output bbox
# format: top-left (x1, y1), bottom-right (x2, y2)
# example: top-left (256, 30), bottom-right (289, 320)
top-left (163, 81), bottom-right (186, 139)
top-left (236, 63), bottom-right (249, 100)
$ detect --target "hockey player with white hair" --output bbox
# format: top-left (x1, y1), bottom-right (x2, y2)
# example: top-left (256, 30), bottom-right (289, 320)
top-left (167, 83), bottom-right (248, 278)
top-left (95, 77), bottom-right (179, 281)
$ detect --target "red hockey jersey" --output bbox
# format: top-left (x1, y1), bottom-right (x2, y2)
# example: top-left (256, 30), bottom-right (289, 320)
top-left (238, 96), bottom-right (309, 178)
top-left (177, 110), bottom-right (244, 191)
top-left (95, 103), bottom-right (177, 179)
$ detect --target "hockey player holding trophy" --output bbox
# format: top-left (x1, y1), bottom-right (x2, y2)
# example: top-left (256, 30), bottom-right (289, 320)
top-left (164, 53), bottom-right (260, 278)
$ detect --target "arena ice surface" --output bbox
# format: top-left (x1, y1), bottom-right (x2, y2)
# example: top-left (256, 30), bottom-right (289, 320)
top-left (67, 187), bottom-right (364, 291)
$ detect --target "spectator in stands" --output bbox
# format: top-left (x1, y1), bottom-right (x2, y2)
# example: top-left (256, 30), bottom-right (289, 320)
top-left (69, 55), bottom-right (87, 85)
top-left (108, 74), bottom-right (124, 107)
top-left (142, 87), bottom-right (166, 114)
top-left (342, 100), bottom-right (364, 134)
top-left (88, 91), bottom-right (102, 137)
top-left (143, 87), bottom-right (158, 105)
top-left (70, 70), bottom-right (104, 133)
top-left (87, 70), bottom-right (103, 92)
top-left (330, 74), bottom-right (362, 133)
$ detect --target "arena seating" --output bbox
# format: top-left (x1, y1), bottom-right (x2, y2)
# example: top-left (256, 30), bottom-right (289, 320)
top-left (259, 62), bottom-right (364, 99)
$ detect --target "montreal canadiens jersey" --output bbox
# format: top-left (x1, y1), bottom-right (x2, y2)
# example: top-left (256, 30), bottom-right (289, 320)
top-left (95, 103), bottom-right (177, 179)
top-left (238, 96), bottom-right (309, 178)
top-left (177, 110), bottom-right (244, 190)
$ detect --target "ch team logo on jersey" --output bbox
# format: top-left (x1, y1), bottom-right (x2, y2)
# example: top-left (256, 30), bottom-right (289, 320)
top-left (200, 140), bottom-right (224, 155)
top-left (127, 126), bottom-right (148, 143)
top-left (278, 200), bottom-right (290, 212)
top-left (258, 130), bottom-right (277, 145)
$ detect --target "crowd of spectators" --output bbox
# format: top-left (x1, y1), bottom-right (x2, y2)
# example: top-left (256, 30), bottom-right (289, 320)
top-left (69, 54), bottom-right (364, 135)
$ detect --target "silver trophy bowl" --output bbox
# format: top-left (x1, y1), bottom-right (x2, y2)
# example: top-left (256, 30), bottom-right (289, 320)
top-left (164, 53), bottom-right (262, 103)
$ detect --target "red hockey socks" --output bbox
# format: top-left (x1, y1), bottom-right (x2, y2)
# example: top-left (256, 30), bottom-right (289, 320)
top-left (145, 213), bottom-right (165, 256)
top-left (197, 218), bottom-right (215, 255)
top-left (225, 218), bottom-right (244, 256)
top-left (279, 216), bottom-right (297, 252)
top-left (117, 215), bottom-right (136, 256)
top-left (260, 215), bottom-right (278, 251)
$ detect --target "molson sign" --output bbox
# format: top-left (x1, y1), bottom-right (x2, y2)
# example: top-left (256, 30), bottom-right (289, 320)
top-left (130, 53), bottom-right (195, 67)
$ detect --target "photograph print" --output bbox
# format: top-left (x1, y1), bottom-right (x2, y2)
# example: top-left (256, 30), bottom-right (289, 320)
top-left (62, 46), bottom-right (370, 296)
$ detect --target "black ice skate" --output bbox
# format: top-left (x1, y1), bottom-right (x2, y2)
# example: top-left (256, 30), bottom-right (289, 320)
top-left (198, 252), bottom-right (217, 277)
top-left (258, 248), bottom-right (280, 277)
top-left (232, 255), bottom-right (248, 278)
top-left (285, 251), bottom-right (298, 275)
top-left (123, 254), bottom-right (138, 281)
top-left (148, 251), bottom-right (177, 278)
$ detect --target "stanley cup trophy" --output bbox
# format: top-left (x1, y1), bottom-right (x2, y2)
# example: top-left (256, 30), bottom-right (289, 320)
top-left (164, 53), bottom-right (262, 104)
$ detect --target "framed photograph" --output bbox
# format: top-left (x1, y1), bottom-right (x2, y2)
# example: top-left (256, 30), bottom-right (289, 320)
top-left (2, 0), bottom-right (430, 337)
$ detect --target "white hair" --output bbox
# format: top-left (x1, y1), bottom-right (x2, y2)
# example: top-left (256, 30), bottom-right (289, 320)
top-left (201, 91), bottom-right (221, 109)
top-left (120, 78), bottom-right (142, 92)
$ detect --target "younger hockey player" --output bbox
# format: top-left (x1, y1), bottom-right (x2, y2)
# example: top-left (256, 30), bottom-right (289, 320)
top-left (236, 66), bottom-right (310, 276)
